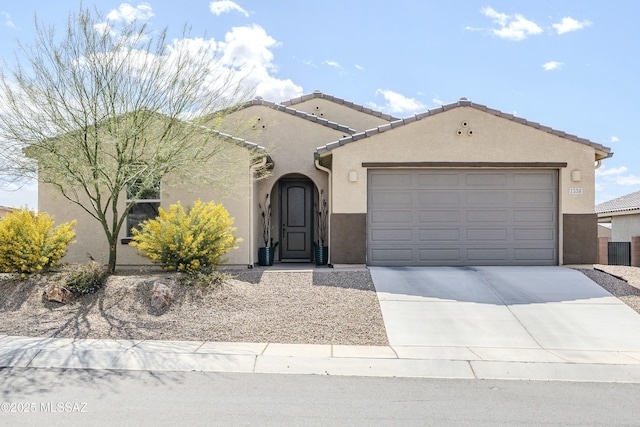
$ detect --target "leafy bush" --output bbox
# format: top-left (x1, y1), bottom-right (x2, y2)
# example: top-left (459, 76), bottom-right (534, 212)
top-left (60, 261), bottom-right (109, 294)
top-left (131, 199), bottom-right (240, 273)
top-left (0, 209), bottom-right (76, 277)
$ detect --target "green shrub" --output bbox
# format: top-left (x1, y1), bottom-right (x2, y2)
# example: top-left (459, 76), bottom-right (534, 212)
top-left (131, 199), bottom-right (240, 273)
top-left (0, 209), bottom-right (76, 278)
top-left (60, 261), bottom-right (108, 294)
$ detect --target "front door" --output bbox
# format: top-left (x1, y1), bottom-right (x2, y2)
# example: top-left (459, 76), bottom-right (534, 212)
top-left (280, 179), bottom-right (313, 261)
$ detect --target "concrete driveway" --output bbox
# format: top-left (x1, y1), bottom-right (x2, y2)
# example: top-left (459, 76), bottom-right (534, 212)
top-left (370, 266), bottom-right (640, 356)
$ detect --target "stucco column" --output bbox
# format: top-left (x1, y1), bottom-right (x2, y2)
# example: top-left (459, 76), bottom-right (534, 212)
top-left (632, 236), bottom-right (640, 267)
top-left (598, 237), bottom-right (609, 265)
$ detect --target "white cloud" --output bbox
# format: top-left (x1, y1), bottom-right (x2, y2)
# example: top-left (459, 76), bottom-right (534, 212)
top-left (209, 1), bottom-right (249, 17)
top-left (107, 3), bottom-right (154, 23)
top-left (1, 11), bottom-right (16, 29)
top-left (323, 60), bottom-right (342, 69)
top-left (611, 136), bottom-right (619, 143)
top-left (595, 165), bottom-right (640, 186)
top-left (217, 25), bottom-right (302, 102)
top-left (543, 61), bottom-right (563, 71)
top-left (0, 179), bottom-right (38, 210)
top-left (481, 7), bottom-right (543, 41)
top-left (432, 97), bottom-right (444, 106)
top-left (596, 165), bottom-right (627, 177)
top-left (355, 64), bottom-right (364, 71)
top-left (369, 89), bottom-right (427, 115)
top-left (94, 22), bottom-right (116, 36)
top-left (553, 17), bottom-right (591, 35)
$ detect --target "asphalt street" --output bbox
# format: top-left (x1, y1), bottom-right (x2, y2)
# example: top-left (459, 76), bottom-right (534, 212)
top-left (1, 367), bottom-right (640, 426)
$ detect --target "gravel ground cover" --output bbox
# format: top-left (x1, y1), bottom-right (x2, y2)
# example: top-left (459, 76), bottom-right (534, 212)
top-left (0, 268), bottom-right (389, 346)
top-left (2, 265), bottom-right (640, 346)
top-left (577, 265), bottom-right (640, 313)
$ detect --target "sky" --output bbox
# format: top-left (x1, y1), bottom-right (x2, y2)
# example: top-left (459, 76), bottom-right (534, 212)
top-left (0, 0), bottom-right (638, 209)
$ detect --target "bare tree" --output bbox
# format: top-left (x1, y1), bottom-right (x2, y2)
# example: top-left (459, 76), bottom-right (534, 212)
top-left (0, 6), bottom-right (258, 272)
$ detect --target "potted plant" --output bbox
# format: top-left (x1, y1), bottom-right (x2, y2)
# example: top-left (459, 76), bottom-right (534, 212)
top-left (314, 190), bottom-right (329, 266)
top-left (258, 193), bottom-right (278, 266)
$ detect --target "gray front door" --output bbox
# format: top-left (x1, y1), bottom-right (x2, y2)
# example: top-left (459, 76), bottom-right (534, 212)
top-left (367, 169), bottom-right (558, 266)
top-left (280, 179), bottom-right (313, 260)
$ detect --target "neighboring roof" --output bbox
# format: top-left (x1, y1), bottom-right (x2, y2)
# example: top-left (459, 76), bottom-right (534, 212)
top-left (315, 98), bottom-right (613, 159)
top-left (282, 90), bottom-right (400, 122)
top-left (241, 96), bottom-right (357, 135)
top-left (596, 190), bottom-right (640, 215)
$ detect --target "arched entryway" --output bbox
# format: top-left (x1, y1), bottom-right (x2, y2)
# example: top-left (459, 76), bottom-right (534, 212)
top-left (278, 175), bottom-right (315, 262)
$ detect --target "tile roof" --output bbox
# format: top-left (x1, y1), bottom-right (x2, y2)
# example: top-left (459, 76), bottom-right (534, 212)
top-left (596, 190), bottom-right (640, 214)
top-left (282, 90), bottom-right (400, 122)
top-left (314, 98), bottom-right (613, 159)
top-left (242, 96), bottom-right (357, 135)
top-left (197, 125), bottom-right (266, 152)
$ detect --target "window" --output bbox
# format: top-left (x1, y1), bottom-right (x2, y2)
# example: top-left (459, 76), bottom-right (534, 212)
top-left (126, 180), bottom-right (161, 238)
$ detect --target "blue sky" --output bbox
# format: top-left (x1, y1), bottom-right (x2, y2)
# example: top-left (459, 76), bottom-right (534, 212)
top-left (0, 1), bottom-right (638, 209)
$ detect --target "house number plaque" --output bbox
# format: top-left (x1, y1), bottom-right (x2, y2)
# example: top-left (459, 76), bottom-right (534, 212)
top-left (569, 188), bottom-right (583, 195)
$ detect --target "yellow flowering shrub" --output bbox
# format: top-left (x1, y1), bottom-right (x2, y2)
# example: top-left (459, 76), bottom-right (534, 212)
top-left (131, 199), bottom-right (240, 273)
top-left (0, 209), bottom-right (76, 277)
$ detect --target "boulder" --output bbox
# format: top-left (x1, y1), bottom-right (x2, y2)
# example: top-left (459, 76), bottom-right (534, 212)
top-left (150, 282), bottom-right (173, 310)
top-left (43, 284), bottom-right (74, 304)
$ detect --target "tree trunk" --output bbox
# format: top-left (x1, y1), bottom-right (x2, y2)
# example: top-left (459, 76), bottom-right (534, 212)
top-left (108, 242), bottom-right (117, 273)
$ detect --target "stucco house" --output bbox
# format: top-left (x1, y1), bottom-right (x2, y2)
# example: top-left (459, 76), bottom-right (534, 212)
top-left (596, 190), bottom-right (640, 241)
top-left (596, 190), bottom-right (640, 266)
top-left (0, 205), bottom-right (12, 218)
top-left (40, 91), bottom-right (612, 268)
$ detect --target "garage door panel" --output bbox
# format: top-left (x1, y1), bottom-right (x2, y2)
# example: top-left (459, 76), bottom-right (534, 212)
top-left (514, 248), bottom-right (556, 261)
top-left (370, 210), bottom-right (412, 224)
top-left (514, 229), bottom-right (555, 240)
top-left (370, 173), bottom-right (412, 187)
top-left (514, 192), bottom-right (556, 205)
top-left (513, 210), bottom-right (555, 223)
top-left (466, 228), bottom-right (508, 241)
top-left (466, 173), bottom-right (507, 187)
top-left (466, 210), bottom-right (508, 222)
top-left (417, 173), bottom-right (460, 187)
top-left (419, 228), bottom-right (460, 241)
top-left (418, 248), bottom-right (461, 261)
top-left (370, 191), bottom-right (413, 206)
top-left (370, 228), bottom-right (413, 242)
top-left (514, 173), bottom-right (556, 187)
top-left (370, 248), bottom-right (413, 262)
top-left (418, 210), bottom-right (461, 223)
top-left (368, 169), bottom-right (558, 266)
top-left (467, 191), bottom-right (507, 205)
top-left (418, 192), bottom-right (461, 205)
top-left (467, 248), bottom-right (509, 261)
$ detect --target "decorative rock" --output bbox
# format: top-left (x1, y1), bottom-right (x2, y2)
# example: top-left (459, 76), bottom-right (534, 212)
top-left (43, 284), bottom-right (74, 304)
top-left (150, 282), bottom-right (173, 310)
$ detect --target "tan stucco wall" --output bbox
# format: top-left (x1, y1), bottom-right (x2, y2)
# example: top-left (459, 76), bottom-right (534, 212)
top-left (39, 144), bottom-right (253, 267)
top-left (329, 107), bottom-right (598, 216)
top-left (222, 105), bottom-right (347, 256)
top-left (290, 98), bottom-right (393, 132)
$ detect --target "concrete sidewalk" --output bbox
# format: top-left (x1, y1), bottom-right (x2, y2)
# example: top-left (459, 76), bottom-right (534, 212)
top-left (3, 334), bottom-right (640, 383)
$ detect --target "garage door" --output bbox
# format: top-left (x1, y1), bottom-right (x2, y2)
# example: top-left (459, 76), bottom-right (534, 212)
top-left (367, 169), bottom-right (558, 266)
